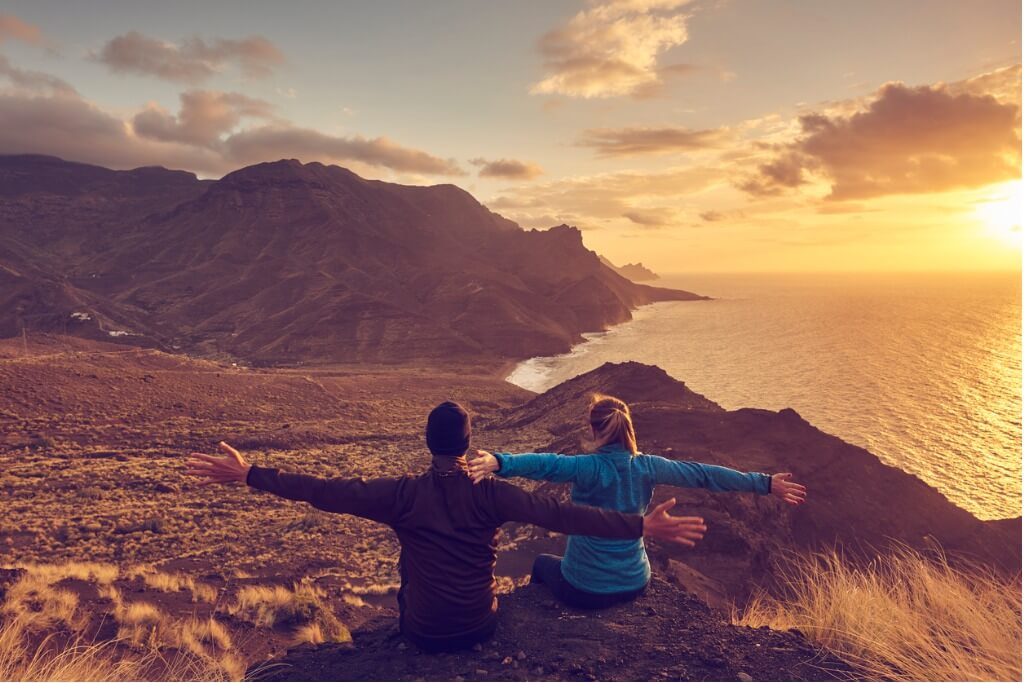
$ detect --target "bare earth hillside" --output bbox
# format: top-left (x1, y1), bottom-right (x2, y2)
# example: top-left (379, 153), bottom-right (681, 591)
top-left (0, 155), bottom-right (703, 365)
top-left (1, 337), bottom-right (1018, 679)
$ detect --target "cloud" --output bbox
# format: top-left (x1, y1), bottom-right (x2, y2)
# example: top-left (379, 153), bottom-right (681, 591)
top-left (948, 64), bottom-right (1021, 104)
top-left (469, 157), bottom-right (544, 180)
top-left (740, 74), bottom-right (1022, 200)
top-left (486, 164), bottom-right (725, 230)
top-left (224, 126), bottom-right (463, 175)
top-left (133, 90), bottom-right (276, 147)
top-left (699, 210), bottom-right (725, 222)
top-left (530, 0), bottom-right (694, 98)
top-left (95, 31), bottom-right (284, 83)
top-left (622, 206), bottom-right (678, 227)
top-left (0, 55), bottom-right (76, 95)
top-left (0, 14), bottom-right (42, 44)
top-left (737, 151), bottom-right (808, 196)
top-left (0, 91), bottom-right (225, 173)
top-left (577, 125), bottom-right (728, 156)
top-left (0, 60), bottom-right (463, 177)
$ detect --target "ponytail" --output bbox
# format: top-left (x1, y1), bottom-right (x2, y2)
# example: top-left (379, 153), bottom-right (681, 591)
top-left (587, 394), bottom-right (638, 455)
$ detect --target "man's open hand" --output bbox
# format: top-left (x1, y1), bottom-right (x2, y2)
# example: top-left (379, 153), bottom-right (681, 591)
top-left (642, 498), bottom-right (706, 548)
top-left (771, 473), bottom-right (807, 506)
top-left (186, 441), bottom-right (252, 486)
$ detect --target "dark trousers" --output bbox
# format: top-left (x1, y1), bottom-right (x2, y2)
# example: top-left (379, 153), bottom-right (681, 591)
top-left (397, 559), bottom-right (495, 653)
top-left (530, 553), bottom-right (647, 609)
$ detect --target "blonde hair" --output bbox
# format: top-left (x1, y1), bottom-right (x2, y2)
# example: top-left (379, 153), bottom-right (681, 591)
top-left (587, 394), bottom-right (638, 455)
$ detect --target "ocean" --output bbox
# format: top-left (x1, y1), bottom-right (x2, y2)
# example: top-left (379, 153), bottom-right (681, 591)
top-left (507, 272), bottom-right (1022, 520)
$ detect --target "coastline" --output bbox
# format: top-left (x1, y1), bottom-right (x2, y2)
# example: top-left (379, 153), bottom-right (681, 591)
top-left (496, 272), bottom-right (1023, 521)
top-left (504, 300), bottom-right (682, 391)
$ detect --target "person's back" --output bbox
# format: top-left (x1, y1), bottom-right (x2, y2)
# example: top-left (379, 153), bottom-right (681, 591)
top-left (556, 445), bottom-right (660, 593)
top-left (390, 466), bottom-right (504, 643)
top-left (387, 463), bottom-right (577, 645)
top-left (187, 400), bottom-right (708, 651)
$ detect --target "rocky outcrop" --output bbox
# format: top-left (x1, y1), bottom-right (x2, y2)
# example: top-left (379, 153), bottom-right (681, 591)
top-left (598, 254), bottom-right (659, 282)
top-left (617, 262), bottom-right (660, 281)
top-left (599, 255), bottom-right (661, 281)
top-left (0, 155), bottom-right (704, 365)
top-left (492, 362), bottom-right (1022, 602)
top-left (254, 577), bottom-right (851, 682)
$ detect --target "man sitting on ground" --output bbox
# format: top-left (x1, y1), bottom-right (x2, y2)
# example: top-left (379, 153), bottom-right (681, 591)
top-left (185, 401), bottom-right (706, 652)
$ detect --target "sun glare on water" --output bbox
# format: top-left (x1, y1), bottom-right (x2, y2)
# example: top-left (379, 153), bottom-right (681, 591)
top-left (975, 181), bottom-right (1022, 247)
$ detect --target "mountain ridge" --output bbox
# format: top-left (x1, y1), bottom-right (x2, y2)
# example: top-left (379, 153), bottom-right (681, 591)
top-left (0, 155), bottom-right (705, 365)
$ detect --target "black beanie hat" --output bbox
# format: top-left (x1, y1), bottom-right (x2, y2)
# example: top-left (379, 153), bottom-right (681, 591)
top-left (426, 401), bottom-right (471, 456)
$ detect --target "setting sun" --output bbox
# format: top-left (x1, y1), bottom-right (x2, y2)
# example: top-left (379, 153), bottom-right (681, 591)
top-left (0, 2), bottom-right (1021, 682)
top-left (976, 181), bottom-right (1023, 246)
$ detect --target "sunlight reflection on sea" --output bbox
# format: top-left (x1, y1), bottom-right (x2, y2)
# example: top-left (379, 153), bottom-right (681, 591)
top-left (507, 272), bottom-right (1022, 520)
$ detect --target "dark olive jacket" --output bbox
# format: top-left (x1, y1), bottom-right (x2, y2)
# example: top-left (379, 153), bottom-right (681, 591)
top-left (247, 456), bottom-right (643, 642)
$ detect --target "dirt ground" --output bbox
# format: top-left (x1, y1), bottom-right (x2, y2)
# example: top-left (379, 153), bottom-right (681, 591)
top-left (0, 335), bottom-right (573, 672)
top-left (260, 576), bottom-right (852, 682)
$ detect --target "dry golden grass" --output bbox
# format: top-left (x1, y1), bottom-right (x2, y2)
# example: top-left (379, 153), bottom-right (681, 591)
top-left (96, 583), bottom-right (123, 606)
top-left (290, 623), bottom-right (327, 646)
top-left (114, 601), bottom-right (171, 647)
top-left (0, 618), bottom-right (239, 681)
top-left (134, 569), bottom-right (219, 604)
top-left (227, 580), bottom-right (350, 645)
top-left (735, 547), bottom-right (1022, 682)
top-left (13, 562), bottom-right (119, 585)
top-left (0, 560), bottom-right (349, 680)
top-left (228, 582), bottom-right (320, 628)
top-left (0, 562), bottom-right (247, 681)
top-left (1, 574), bottom-right (82, 631)
top-left (179, 616), bottom-right (234, 661)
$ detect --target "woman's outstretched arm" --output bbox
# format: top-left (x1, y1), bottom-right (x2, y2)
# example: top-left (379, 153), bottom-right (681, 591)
top-left (643, 455), bottom-right (807, 505)
top-left (467, 449), bottom-right (594, 484)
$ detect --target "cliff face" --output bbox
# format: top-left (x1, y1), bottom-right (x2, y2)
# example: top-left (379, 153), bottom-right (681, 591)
top-left (491, 362), bottom-right (1021, 603)
top-left (0, 155), bottom-right (704, 364)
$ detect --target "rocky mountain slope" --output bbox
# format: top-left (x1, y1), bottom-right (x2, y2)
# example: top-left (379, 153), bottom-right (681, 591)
top-left (485, 362), bottom-right (1022, 604)
top-left (0, 155), bottom-right (703, 365)
top-left (257, 577), bottom-right (851, 682)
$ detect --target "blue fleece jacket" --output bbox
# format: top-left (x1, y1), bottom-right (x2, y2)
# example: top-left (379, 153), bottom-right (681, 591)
top-left (494, 445), bottom-right (772, 594)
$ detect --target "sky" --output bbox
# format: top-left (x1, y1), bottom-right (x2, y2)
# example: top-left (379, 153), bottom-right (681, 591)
top-left (0, 0), bottom-right (1020, 272)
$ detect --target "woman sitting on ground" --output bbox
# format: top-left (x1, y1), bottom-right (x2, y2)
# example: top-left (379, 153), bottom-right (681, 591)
top-left (468, 393), bottom-right (806, 609)
top-left (186, 400), bottom-right (707, 652)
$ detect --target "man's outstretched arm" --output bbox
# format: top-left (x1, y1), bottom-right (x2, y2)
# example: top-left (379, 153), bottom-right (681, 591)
top-left (492, 480), bottom-right (706, 548)
top-left (186, 442), bottom-right (401, 524)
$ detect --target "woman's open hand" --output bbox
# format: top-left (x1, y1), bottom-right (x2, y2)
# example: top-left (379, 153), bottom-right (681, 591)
top-left (771, 473), bottom-right (807, 505)
top-left (186, 441), bottom-right (252, 486)
top-left (467, 449), bottom-right (499, 484)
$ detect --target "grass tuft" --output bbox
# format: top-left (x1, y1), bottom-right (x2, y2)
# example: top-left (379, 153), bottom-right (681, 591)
top-left (0, 618), bottom-right (240, 681)
top-left (227, 580), bottom-right (350, 645)
top-left (734, 547), bottom-right (1022, 682)
top-left (1, 574), bottom-right (82, 631)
